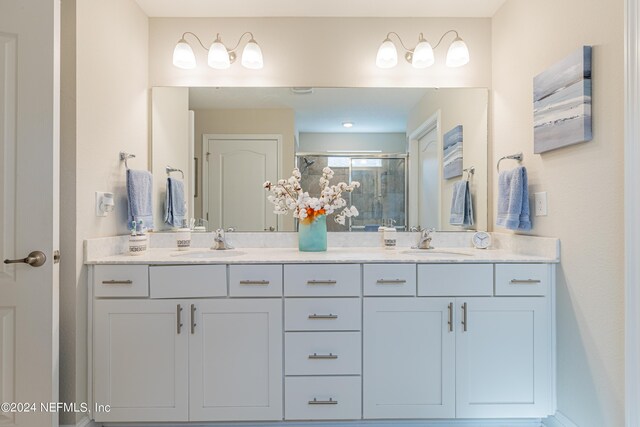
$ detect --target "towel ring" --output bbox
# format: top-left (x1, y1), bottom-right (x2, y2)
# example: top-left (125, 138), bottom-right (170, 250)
top-left (120, 151), bottom-right (136, 169)
top-left (463, 166), bottom-right (475, 180)
top-left (166, 166), bottom-right (184, 179)
top-left (497, 152), bottom-right (523, 172)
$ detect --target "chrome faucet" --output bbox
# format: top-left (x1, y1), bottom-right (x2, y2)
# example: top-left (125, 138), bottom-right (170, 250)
top-left (211, 228), bottom-right (233, 250)
top-left (415, 228), bottom-right (436, 250)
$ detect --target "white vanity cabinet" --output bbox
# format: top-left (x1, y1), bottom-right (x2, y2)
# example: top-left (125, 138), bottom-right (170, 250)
top-left (91, 265), bottom-right (283, 423)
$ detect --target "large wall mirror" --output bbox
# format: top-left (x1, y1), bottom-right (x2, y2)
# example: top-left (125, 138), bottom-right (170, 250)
top-left (151, 87), bottom-right (488, 232)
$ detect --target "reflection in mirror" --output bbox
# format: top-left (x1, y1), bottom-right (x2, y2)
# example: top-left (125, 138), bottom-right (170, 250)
top-left (151, 87), bottom-right (488, 232)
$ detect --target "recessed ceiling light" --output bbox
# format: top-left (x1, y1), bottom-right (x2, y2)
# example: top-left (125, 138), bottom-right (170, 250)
top-left (342, 121), bottom-right (354, 128)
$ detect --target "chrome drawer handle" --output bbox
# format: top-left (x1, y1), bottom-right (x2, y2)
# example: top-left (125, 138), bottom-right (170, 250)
top-left (376, 279), bottom-right (407, 284)
top-left (101, 280), bottom-right (133, 285)
top-left (176, 304), bottom-right (183, 334)
top-left (308, 313), bottom-right (338, 319)
top-left (308, 353), bottom-right (338, 360)
top-left (510, 279), bottom-right (541, 284)
top-left (308, 398), bottom-right (338, 405)
top-left (307, 280), bottom-right (337, 285)
top-left (239, 280), bottom-right (270, 285)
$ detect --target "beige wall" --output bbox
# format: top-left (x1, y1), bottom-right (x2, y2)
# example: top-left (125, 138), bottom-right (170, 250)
top-left (151, 87), bottom-right (190, 231)
top-left (407, 88), bottom-right (488, 231)
top-left (193, 108), bottom-right (296, 230)
top-left (149, 17), bottom-right (492, 88)
top-left (61, 0), bottom-right (149, 423)
top-left (492, 1), bottom-right (624, 425)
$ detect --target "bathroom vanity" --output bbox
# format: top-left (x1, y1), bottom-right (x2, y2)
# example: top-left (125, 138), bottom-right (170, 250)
top-left (85, 233), bottom-right (559, 425)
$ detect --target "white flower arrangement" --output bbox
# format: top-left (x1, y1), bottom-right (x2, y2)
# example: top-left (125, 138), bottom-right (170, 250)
top-left (263, 166), bottom-right (360, 225)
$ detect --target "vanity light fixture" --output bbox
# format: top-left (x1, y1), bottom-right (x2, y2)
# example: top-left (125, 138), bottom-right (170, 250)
top-left (172, 31), bottom-right (264, 70)
top-left (376, 30), bottom-right (469, 69)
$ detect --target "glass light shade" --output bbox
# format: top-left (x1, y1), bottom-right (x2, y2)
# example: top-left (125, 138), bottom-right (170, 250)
top-left (172, 39), bottom-right (196, 69)
top-left (376, 39), bottom-right (398, 69)
top-left (412, 40), bottom-right (435, 68)
top-left (208, 41), bottom-right (231, 69)
top-left (241, 40), bottom-right (264, 69)
top-left (446, 37), bottom-right (470, 67)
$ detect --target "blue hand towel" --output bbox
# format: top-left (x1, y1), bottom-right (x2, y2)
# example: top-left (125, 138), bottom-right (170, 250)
top-left (126, 169), bottom-right (154, 230)
top-left (450, 180), bottom-right (474, 227)
top-left (164, 177), bottom-right (186, 227)
top-left (496, 166), bottom-right (531, 231)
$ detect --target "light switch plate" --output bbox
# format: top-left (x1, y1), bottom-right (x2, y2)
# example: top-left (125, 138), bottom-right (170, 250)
top-left (534, 192), bottom-right (548, 216)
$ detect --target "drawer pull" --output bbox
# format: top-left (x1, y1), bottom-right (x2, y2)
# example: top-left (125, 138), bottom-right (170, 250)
top-left (461, 302), bottom-right (468, 332)
top-left (510, 279), bottom-right (542, 284)
top-left (239, 280), bottom-right (270, 285)
top-left (376, 279), bottom-right (407, 284)
top-left (308, 352), bottom-right (338, 360)
top-left (176, 304), bottom-right (183, 334)
top-left (448, 302), bottom-right (453, 332)
top-left (308, 313), bottom-right (338, 320)
top-left (307, 280), bottom-right (337, 285)
top-left (101, 280), bottom-right (133, 285)
top-left (308, 398), bottom-right (338, 405)
top-left (190, 304), bottom-right (197, 334)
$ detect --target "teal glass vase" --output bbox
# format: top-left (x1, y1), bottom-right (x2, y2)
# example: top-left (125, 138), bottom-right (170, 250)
top-left (298, 214), bottom-right (327, 252)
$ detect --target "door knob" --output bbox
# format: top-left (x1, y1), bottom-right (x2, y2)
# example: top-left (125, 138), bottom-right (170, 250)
top-left (4, 251), bottom-right (47, 267)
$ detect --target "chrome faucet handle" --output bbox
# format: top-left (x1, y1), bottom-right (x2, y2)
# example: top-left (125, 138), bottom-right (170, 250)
top-left (211, 228), bottom-right (233, 250)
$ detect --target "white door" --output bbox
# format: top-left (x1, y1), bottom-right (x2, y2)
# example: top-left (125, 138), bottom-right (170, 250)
top-left (93, 300), bottom-right (189, 422)
top-left (0, 1), bottom-right (59, 426)
top-left (189, 299), bottom-right (283, 421)
top-left (363, 298), bottom-right (455, 419)
top-left (205, 136), bottom-right (279, 231)
top-left (456, 297), bottom-right (552, 418)
top-left (418, 128), bottom-right (440, 229)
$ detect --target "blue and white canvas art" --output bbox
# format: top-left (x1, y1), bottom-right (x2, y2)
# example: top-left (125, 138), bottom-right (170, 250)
top-left (533, 46), bottom-right (592, 154)
top-left (443, 125), bottom-right (463, 179)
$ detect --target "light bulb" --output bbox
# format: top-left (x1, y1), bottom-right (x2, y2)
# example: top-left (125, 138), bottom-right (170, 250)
top-left (208, 39), bottom-right (231, 69)
top-left (412, 39), bottom-right (435, 69)
top-left (446, 37), bottom-right (470, 67)
top-left (376, 39), bottom-right (398, 69)
top-left (241, 39), bottom-right (264, 69)
top-left (172, 39), bottom-right (196, 69)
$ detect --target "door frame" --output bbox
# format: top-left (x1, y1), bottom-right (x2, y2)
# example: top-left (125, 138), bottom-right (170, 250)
top-left (625, 0), bottom-right (640, 425)
top-left (202, 134), bottom-right (283, 231)
top-left (408, 111), bottom-right (442, 229)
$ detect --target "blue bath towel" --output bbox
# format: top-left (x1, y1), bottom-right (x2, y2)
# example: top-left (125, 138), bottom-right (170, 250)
top-left (496, 166), bottom-right (531, 231)
top-left (450, 180), bottom-right (474, 227)
top-left (164, 177), bottom-right (186, 227)
top-left (126, 169), bottom-right (154, 230)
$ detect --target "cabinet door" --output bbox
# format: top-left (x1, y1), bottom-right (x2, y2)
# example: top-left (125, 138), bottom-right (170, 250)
top-left (189, 299), bottom-right (283, 421)
top-left (456, 297), bottom-right (552, 418)
top-left (363, 298), bottom-right (455, 419)
top-left (93, 300), bottom-right (189, 422)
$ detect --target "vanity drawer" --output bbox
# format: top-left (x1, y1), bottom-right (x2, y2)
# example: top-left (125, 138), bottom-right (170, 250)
top-left (495, 264), bottom-right (550, 296)
top-left (363, 264), bottom-right (416, 296)
top-left (149, 265), bottom-right (226, 298)
top-left (285, 298), bottom-right (361, 331)
top-left (285, 331), bottom-right (361, 375)
top-left (284, 264), bottom-right (360, 297)
top-left (417, 264), bottom-right (493, 296)
top-left (285, 376), bottom-right (361, 420)
top-left (93, 265), bottom-right (149, 297)
top-left (229, 264), bottom-right (282, 297)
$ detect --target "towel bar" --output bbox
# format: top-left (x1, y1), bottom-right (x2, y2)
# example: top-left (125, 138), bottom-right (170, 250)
top-left (497, 152), bottom-right (523, 172)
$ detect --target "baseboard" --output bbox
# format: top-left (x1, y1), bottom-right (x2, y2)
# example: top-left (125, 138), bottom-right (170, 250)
top-left (100, 419), bottom-right (543, 427)
top-left (543, 412), bottom-right (579, 427)
top-left (60, 416), bottom-right (97, 427)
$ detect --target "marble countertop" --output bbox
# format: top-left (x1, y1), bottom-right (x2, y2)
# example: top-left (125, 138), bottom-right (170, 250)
top-left (85, 246), bottom-right (558, 265)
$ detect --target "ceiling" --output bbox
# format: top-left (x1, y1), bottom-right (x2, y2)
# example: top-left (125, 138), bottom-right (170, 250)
top-left (135, 0), bottom-right (507, 18)
top-left (188, 87), bottom-right (430, 133)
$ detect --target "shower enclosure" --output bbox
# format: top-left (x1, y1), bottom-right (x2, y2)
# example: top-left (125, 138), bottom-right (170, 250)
top-left (296, 154), bottom-right (407, 232)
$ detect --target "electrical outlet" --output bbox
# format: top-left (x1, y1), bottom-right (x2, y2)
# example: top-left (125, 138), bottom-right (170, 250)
top-left (534, 192), bottom-right (548, 216)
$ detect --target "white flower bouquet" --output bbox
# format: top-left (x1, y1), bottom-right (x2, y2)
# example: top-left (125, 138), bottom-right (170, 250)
top-left (263, 167), bottom-right (360, 225)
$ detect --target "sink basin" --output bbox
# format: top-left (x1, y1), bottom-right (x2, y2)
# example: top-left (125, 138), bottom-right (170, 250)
top-left (171, 250), bottom-right (247, 259)
top-left (400, 249), bottom-right (474, 257)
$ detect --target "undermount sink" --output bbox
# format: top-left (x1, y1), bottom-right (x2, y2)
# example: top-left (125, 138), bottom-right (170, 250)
top-left (171, 250), bottom-right (247, 258)
top-left (400, 249), bottom-right (474, 257)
